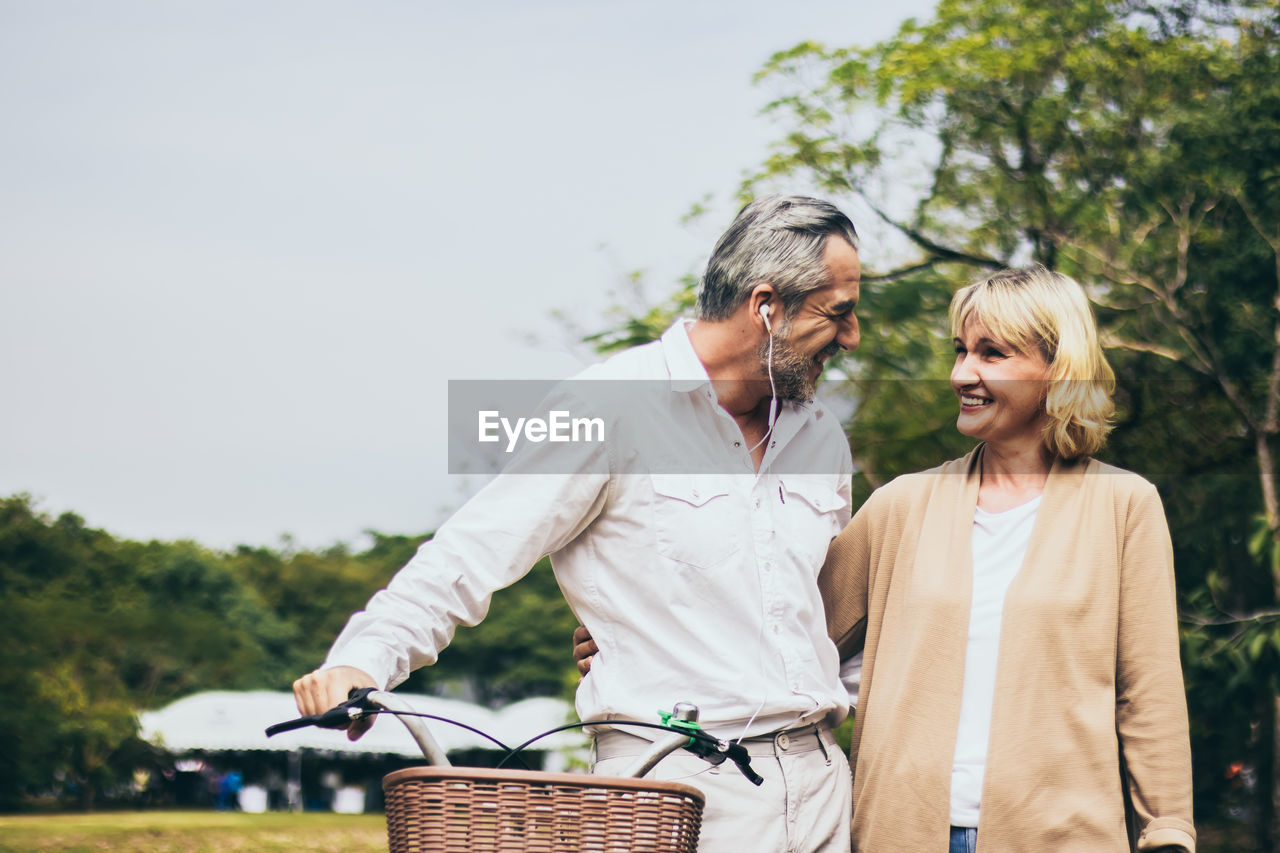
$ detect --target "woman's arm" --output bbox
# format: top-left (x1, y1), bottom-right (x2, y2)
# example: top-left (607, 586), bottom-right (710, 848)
top-left (1115, 482), bottom-right (1196, 852)
top-left (819, 501), bottom-right (875, 660)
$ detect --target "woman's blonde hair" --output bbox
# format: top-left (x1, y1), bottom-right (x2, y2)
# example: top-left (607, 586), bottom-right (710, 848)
top-left (949, 266), bottom-right (1116, 459)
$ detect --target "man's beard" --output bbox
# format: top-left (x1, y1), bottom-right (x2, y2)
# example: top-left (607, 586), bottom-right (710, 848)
top-left (758, 329), bottom-right (840, 403)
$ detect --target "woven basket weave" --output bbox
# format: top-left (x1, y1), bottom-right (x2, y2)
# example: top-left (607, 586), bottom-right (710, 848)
top-left (382, 766), bottom-right (704, 853)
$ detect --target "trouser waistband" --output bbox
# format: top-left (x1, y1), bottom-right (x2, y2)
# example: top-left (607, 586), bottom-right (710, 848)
top-left (594, 722), bottom-right (834, 760)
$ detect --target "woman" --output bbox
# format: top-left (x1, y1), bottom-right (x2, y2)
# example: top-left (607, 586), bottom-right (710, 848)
top-left (820, 266), bottom-right (1194, 851)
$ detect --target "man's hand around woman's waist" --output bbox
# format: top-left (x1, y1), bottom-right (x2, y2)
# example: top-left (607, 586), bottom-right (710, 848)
top-left (573, 624), bottom-right (598, 677)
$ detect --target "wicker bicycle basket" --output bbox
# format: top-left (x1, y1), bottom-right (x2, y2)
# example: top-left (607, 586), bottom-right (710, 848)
top-left (382, 766), bottom-right (704, 853)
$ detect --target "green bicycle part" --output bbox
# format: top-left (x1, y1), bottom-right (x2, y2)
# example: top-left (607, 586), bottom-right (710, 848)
top-left (657, 709), bottom-right (704, 746)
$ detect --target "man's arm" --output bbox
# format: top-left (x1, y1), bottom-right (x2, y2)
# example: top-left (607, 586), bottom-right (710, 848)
top-left (324, 468), bottom-right (608, 688)
top-left (292, 403), bottom-right (611, 734)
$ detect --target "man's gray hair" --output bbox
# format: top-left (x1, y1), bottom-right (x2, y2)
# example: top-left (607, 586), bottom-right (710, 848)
top-left (696, 195), bottom-right (859, 322)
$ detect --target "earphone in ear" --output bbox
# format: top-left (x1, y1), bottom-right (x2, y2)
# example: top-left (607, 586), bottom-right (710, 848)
top-left (759, 303), bottom-right (772, 333)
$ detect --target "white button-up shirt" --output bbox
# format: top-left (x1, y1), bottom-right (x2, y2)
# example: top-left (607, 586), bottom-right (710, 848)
top-left (325, 321), bottom-right (854, 736)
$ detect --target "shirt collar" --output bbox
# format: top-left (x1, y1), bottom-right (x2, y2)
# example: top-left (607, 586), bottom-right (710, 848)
top-left (660, 319), bottom-right (713, 392)
top-left (660, 318), bottom-right (815, 419)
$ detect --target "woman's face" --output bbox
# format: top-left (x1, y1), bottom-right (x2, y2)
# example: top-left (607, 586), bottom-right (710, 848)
top-left (950, 320), bottom-right (1051, 449)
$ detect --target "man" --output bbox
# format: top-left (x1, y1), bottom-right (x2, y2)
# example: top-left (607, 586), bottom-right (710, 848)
top-left (293, 194), bottom-right (861, 851)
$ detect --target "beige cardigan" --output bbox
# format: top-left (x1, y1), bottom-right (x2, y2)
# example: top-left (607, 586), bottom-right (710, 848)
top-left (820, 447), bottom-right (1195, 852)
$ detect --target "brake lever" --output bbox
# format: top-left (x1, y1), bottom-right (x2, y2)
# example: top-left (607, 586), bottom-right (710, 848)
top-left (681, 733), bottom-right (764, 786)
top-left (719, 741), bottom-right (765, 786)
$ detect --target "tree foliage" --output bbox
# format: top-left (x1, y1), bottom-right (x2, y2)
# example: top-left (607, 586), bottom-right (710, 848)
top-left (760, 0), bottom-right (1280, 842)
top-left (587, 0), bottom-right (1280, 842)
top-left (0, 496), bottom-right (578, 810)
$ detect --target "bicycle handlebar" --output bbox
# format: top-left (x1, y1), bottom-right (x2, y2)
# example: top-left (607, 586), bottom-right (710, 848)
top-left (267, 688), bottom-right (452, 765)
top-left (267, 690), bottom-right (763, 785)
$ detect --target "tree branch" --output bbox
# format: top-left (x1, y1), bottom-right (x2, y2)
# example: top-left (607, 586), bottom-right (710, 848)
top-left (1235, 191), bottom-right (1280, 253)
top-left (863, 199), bottom-right (1006, 270)
top-left (1233, 191), bottom-right (1280, 435)
top-left (862, 259), bottom-right (941, 283)
top-left (1181, 607), bottom-right (1280, 627)
top-left (1098, 332), bottom-right (1205, 370)
top-left (1052, 224), bottom-right (1263, 434)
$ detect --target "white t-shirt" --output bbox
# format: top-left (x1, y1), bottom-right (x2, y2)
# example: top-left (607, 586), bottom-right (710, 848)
top-left (950, 495), bottom-right (1042, 827)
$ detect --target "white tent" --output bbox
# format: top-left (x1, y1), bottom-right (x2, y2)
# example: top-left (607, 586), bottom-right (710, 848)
top-left (139, 691), bottom-right (590, 812)
top-left (139, 690), bottom-right (586, 759)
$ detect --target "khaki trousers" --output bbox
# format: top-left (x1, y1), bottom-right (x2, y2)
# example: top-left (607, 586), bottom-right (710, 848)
top-left (592, 725), bottom-right (852, 853)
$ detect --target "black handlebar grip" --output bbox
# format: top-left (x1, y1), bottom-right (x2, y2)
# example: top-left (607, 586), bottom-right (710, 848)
top-left (265, 716), bottom-right (321, 737)
top-left (311, 705), bottom-right (359, 729)
top-left (265, 687), bottom-right (379, 737)
top-left (266, 704), bottom-right (361, 737)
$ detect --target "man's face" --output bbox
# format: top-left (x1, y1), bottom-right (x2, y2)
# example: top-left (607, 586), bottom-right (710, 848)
top-left (762, 238), bottom-right (861, 402)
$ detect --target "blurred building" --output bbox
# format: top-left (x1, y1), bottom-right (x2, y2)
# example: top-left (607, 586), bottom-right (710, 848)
top-left (139, 691), bottom-right (584, 812)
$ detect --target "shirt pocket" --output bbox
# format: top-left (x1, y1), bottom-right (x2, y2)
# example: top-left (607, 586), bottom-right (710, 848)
top-left (649, 474), bottom-right (742, 570)
top-left (777, 475), bottom-right (850, 573)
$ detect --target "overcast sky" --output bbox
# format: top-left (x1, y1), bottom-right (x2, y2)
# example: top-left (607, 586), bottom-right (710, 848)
top-left (0, 0), bottom-right (937, 550)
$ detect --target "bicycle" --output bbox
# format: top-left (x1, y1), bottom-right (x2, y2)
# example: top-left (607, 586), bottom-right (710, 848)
top-left (267, 688), bottom-right (762, 852)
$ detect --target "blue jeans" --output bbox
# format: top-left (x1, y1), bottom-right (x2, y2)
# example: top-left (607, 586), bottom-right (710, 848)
top-left (949, 826), bottom-right (977, 853)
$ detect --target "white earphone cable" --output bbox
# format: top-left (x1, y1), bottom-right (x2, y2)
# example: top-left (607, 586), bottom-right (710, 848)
top-left (740, 307), bottom-right (779, 742)
top-left (747, 328), bottom-right (778, 455)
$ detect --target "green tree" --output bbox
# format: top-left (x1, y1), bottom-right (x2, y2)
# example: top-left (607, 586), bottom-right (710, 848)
top-left (0, 496), bottom-right (583, 810)
top-left (225, 538), bottom-right (404, 680)
top-left (230, 533), bottom-right (580, 707)
top-left (748, 2), bottom-right (1280, 841)
top-left (0, 497), bottom-right (295, 808)
top-left (587, 0), bottom-right (1279, 843)
top-left (0, 498), bottom-right (137, 809)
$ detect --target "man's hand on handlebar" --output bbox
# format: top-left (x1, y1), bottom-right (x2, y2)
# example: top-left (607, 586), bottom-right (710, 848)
top-left (293, 665), bottom-right (378, 741)
top-left (572, 624), bottom-right (598, 677)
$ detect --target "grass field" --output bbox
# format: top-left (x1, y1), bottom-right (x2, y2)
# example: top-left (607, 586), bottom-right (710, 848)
top-left (0, 810), bottom-right (1255, 852)
top-left (0, 811), bottom-right (388, 853)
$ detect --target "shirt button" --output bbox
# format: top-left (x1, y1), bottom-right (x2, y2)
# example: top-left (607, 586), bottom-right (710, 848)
top-left (733, 441), bottom-right (741, 448)
top-left (754, 498), bottom-right (761, 509)
top-left (770, 440), bottom-right (776, 448)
